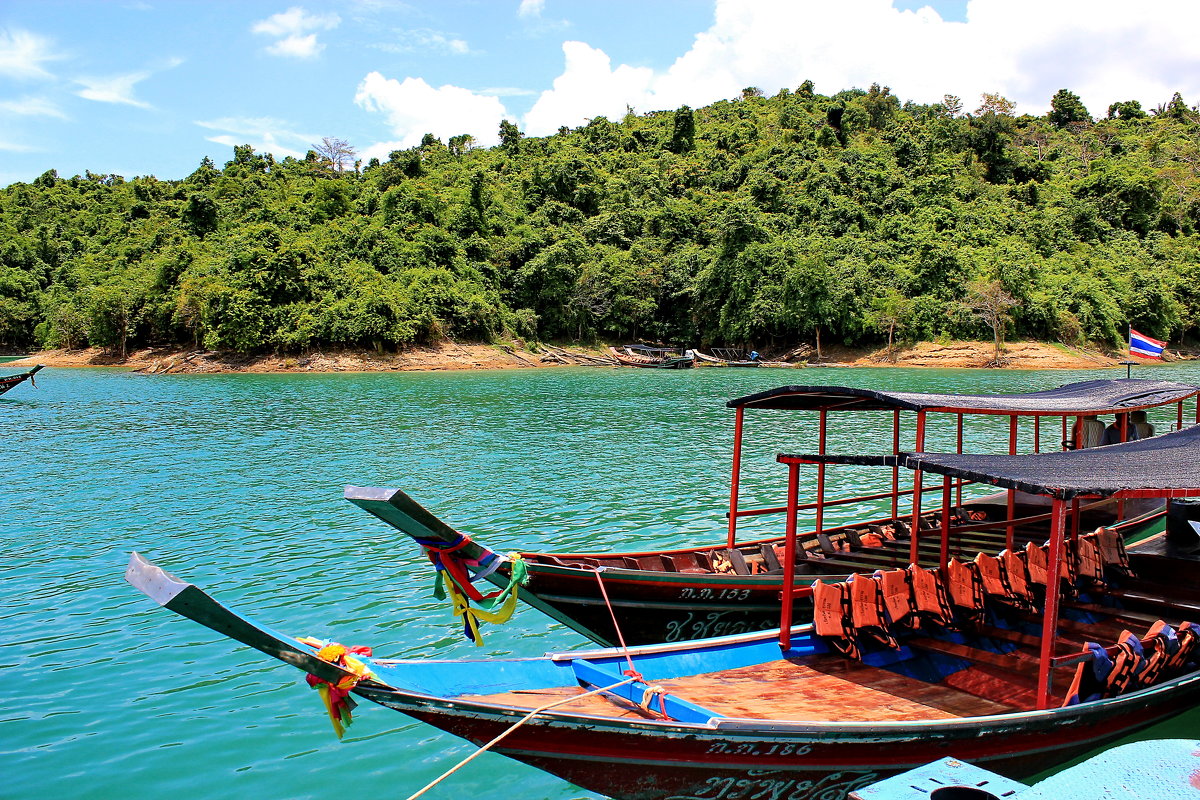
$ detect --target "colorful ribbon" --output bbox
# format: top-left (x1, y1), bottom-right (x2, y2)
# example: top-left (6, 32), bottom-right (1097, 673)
top-left (439, 555), bottom-right (528, 645)
top-left (416, 534), bottom-right (529, 644)
top-left (298, 638), bottom-right (375, 739)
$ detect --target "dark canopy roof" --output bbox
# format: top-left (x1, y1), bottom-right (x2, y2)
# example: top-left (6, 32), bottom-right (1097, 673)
top-left (728, 378), bottom-right (1199, 415)
top-left (782, 424), bottom-right (1200, 499)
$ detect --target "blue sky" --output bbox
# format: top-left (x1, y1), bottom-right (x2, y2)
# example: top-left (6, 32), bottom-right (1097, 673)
top-left (2, 0), bottom-right (1197, 186)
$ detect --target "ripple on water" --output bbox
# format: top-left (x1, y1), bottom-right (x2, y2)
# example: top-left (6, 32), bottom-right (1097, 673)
top-left (8, 363), bottom-right (1200, 798)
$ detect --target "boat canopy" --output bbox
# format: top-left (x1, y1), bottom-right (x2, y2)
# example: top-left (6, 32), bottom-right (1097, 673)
top-left (728, 378), bottom-right (1199, 415)
top-left (782, 423), bottom-right (1200, 500)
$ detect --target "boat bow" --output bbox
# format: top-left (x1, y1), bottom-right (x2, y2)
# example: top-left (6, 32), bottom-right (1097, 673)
top-left (126, 551), bottom-right (359, 686)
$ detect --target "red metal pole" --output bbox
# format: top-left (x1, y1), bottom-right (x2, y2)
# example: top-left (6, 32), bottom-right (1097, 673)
top-left (940, 477), bottom-right (952, 568)
top-left (1061, 415), bottom-right (1068, 451)
top-left (956, 413), bottom-right (964, 508)
top-left (1007, 415), bottom-right (1017, 551)
top-left (1037, 497), bottom-right (1067, 709)
top-left (816, 408), bottom-right (827, 536)
top-left (892, 410), bottom-right (901, 520)
top-left (1071, 498), bottom-right (1080, 540)
top-left (909, 411), bottom-right (926, 564)
top-left (727, 407), bottom-right (744, 548)
top-left (1179, 400), bottom-right (1185, 432)
top-left (779, 461), bottom-right (801, 649)
top-left (1034, 416), bottom-right (1041, 453)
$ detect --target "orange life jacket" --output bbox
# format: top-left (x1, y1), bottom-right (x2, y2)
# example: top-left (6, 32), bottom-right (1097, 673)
top-left (850, 574), bottom-right (898, 648)
top-left (974, 552), bottom-right (1009, 599)
top-left (1094, 527), bottom-right (1134, 577)
top-left (1076, 533), bottom-right (1105, 585)
top-left (1001, 548), bottom-right (1033, 608)
top-left (1165, 621), bottom-right (1199, 673)
top-left (1138, 620), bottom-right (1172, 688)
top-left (1057, 538), bottom-right (1078, 588)
top-left (812, 580), bottom-right (859, 659)
top-left (1104, 630), bottom-right (1144, 697)
top-left (1024, 540), bottom-right (1048, 587)
top-left (877, 568), bottom-right (914, 628)
top-left (945, 557), bottom-right (985, 618)
top-left (908, 564), bottom-right (953, 627)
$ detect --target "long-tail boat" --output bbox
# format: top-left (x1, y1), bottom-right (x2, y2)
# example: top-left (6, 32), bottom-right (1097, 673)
top-left (608, 345), bottom-right (696, 368)
top-left (694, 348), bottom-right (761, 367)
top-left (128, 427), bottom-right (1200, 800)
top-left (0, 364), bottom-right (43, 396)
top-left (348, 379), bottom-right (1200, 646)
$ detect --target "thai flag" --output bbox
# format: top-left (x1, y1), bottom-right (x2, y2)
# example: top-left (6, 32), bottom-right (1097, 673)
top-left (1129, 328), bottom-right (1166, 359)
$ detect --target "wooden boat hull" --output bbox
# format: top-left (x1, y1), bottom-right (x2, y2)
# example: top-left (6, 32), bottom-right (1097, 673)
top-left (126, 552), bottom-right (1200, 800)
top-left (346, 486), bottom-right (1168, 647)
top-left (608, 347), bottom-right (695, 369)
top-left (364, 681), bottom-right (1198, 800)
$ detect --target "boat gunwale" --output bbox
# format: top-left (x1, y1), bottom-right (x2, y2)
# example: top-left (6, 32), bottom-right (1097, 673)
top-left (519, 504), bottom-right (1164, 576)
top-left (359, 662), bottom-right (1200, 736)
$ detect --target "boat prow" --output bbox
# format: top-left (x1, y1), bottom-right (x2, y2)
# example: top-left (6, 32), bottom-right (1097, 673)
top-left (125, 552), bottom-right (356, 686)
top-left (344, 485), bottom-right (500, 563)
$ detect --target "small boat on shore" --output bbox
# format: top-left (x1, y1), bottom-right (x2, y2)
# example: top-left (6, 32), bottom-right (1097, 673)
top-left (128, 427), bottom-right (1200, 800)
top-left (349, 379), bottom-right (1200, 646)
top-left (608, 345), bottom-right (695, 369)
top-left (694, 348), bottom-right (762, 367)
top-left (0, 364), bottom-right (43, 396)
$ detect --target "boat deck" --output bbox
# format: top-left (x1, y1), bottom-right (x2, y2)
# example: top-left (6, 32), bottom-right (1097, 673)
top-left (459, 653), bottom-right (1015, 722)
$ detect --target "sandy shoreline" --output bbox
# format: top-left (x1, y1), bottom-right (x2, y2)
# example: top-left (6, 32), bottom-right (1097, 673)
top-left (0, 340), bottom-right (1134, 374)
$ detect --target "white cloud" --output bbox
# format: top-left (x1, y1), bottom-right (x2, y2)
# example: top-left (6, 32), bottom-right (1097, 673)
top-left (355, 71), bottom-right (510, 152)
top-left (482, 86), bottom-right (539, 97)
top-left (75, 72), bottom-right (153, 108)
top-left (195, 116), bottom-right (315, 160)
top-left (518, 0), bottom-right (545, 18)
top-left (267, 34), bottom-right (323, 58)
top-left (519, 0), bottom-right (1200, 135)
top-left (375, 28), bottom-right (472, 56)
top-left (252, 7), bottom-right (341, 59)
top-left (0, 96), bottom-right (67, 119)
top-left (0, 28), bottom-right (60, 80)
top-left (0, 139), bottom-right (37, 153)
top-left (524, 41), bottom-right (654, 134)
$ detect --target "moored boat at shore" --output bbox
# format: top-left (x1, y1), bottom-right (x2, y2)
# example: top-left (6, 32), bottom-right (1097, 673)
top-left (694, 348), bottom-right (762, 367)
top-left (0, 364), bottom-right (43, 396)
top-left (608, 345), bottom-right (696, 368)
top-left (349, 379), bottom-right (1200, 646)
top-left (128, 427), bottom-right (1200, 800)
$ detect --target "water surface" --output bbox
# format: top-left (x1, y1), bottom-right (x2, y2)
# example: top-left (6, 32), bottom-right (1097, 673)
top-left (5, 361), bottom-right (1200, 798)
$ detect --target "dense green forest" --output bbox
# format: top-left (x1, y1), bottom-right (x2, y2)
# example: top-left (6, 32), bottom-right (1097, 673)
top-left (3, 83), bottom-right (1200, 356)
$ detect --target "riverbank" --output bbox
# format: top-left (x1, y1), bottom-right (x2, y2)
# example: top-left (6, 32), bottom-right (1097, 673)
top-left (3, 339), bottom-right (1133, 373)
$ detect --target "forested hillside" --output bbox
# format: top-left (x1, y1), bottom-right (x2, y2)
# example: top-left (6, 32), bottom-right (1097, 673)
top-left (3, 83), bottom-right (1200, 356)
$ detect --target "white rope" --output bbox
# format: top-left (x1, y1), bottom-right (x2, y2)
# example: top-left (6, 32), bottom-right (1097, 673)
top-left (404, 675), bottom-right (638, 800)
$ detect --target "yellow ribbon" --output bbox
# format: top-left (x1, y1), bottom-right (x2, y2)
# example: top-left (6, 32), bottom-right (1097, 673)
top-left (442, 554), bottom-right (525, 646)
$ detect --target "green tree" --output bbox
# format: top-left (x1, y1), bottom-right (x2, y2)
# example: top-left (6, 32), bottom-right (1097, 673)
top-left (1047, 89), bottom-right (1090, 128)
top-left (868, 289), bottom-right (914, 360)
top-left (668, 105), bottom-right (695, 154)
top-left (499, 119), bottom-right (523, 152)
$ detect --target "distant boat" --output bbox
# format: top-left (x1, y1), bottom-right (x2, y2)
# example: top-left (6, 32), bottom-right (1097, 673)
top-left (608, 345), bottom-right (695, 369)
top-left (695, 348), bottom-right (762, 367)
top-left (0, 364), bottom-right (43, 396)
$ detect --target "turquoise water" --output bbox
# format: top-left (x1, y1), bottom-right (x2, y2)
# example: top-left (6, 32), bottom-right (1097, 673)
top-left (5, 362), bottom-right (1200, 799)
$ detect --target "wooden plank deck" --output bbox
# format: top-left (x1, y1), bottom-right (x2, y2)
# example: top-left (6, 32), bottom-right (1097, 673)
top-left (458, 654), bottom-right (1016, 722)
